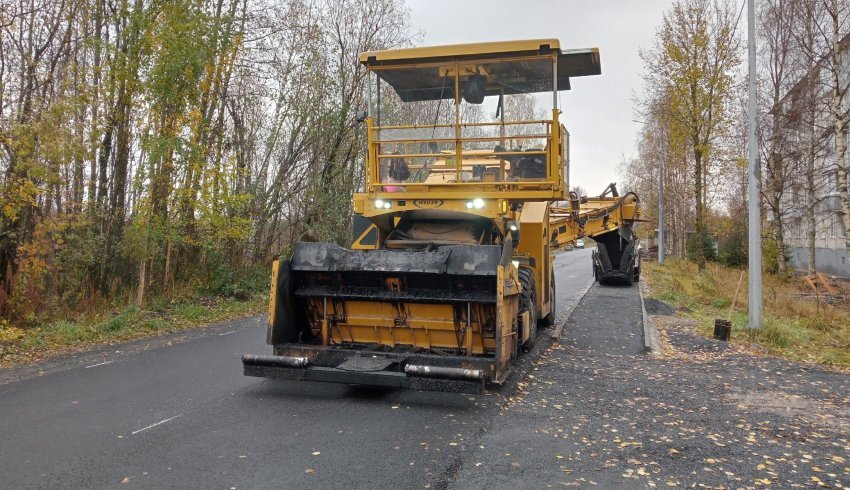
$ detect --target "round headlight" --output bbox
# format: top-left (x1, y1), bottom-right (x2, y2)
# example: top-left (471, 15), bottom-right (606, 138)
top-left (375, 199), bottom-right (385, 209)
top-left (466, 201), bottom-right (474, 209)
top-left (383, 201), bottom-right (392, 209)
top-left (473, 198), bottom-right (485, 209)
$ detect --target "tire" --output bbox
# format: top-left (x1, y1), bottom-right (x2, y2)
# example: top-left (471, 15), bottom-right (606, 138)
top-left (541, 270), bottom-right (556, 326)
top-left (518, 268), bottom-right (538, 351)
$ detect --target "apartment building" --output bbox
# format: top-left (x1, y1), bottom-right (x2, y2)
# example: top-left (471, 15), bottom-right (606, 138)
top-left (772, 40), bottom-right (850, 278)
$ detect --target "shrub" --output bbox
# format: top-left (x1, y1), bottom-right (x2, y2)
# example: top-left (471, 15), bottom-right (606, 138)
top-left (761, 235), bottom-right (783, 275)
top-left (718, 230), bottom-right (747, 267)
top-left (687, 230), bottom-right (717, 262)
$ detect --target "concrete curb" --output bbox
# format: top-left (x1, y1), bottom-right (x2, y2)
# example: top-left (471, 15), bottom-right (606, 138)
top-left (639, 280), bottom-right (661, 356)
top-left (551, 280), bottom-right (594, 339)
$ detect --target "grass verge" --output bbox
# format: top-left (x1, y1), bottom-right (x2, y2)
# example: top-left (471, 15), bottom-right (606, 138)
top-left (0, 294), bottom-right (266, 367)
top-left (644, 259), bottom-right (850, 368)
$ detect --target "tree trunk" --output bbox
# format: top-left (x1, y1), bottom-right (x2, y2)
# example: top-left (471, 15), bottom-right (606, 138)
top-left (772, 201), bottom-right (787, 275)
top-left (163, 240), bottom-right (171, 293)
top-left (136, 259), bottom-right (146, 306)
top-left (833, 102), bottom-right (850, 262)
top-left (831, 8), bottom-right (850, 265)
top-left (694, 144), bottom-right (706, 270)
top-left (805, 180), bottom-right (817, 275)
top-left (769, 149), bottom-right (788, 275)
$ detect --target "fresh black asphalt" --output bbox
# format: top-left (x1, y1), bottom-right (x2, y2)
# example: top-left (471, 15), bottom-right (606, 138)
top-left (2, 248), bottom-right (848, 489)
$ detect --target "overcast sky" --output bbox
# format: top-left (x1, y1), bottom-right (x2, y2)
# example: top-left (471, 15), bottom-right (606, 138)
top-left (406, 0), bottom-right (674, 194)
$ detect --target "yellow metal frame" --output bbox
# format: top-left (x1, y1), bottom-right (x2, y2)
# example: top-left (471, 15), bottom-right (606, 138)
top-left (363, 42), bottom-right (566, 203)
top-left (364, 110), bottom-right (564, 202)
top-left (360, 39), bottom-right (563, 64)
top-left (549, 195), bottom-right (642, 249)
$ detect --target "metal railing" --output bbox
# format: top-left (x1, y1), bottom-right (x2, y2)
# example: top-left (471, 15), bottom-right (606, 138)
top-left (368, 117), bottom-right (559, 190)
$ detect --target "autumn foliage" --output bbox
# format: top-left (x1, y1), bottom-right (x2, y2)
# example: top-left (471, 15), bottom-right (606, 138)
top-left (0, 0), bottom-right (414, 325)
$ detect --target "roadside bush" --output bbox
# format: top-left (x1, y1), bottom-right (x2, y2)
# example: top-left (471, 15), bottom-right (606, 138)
top-left (687, 230), bottom-right (717, 263)
top-left (761, 235), bottom-right (785, 275)
top-left (202, 260), bottom-right (268, 300)
top-left (718, 230), bottom-right (746, 267)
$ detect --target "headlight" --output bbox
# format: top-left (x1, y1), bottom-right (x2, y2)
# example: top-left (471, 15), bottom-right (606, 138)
top-left (473, 198), bottom-right (485, 209)
top-left (466, 201), bottom-right (474, 209)
top-left (511, 260), bottom-right (520, 268)
top-left (509, 224), bottom-right (518, 231)
top-left (375, 199), bottom-right (391, 209)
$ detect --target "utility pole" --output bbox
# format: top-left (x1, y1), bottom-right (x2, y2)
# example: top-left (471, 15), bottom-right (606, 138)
top-left (747, 0), bottom-right (762, 328)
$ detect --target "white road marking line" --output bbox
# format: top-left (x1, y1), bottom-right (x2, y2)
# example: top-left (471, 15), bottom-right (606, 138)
top-left (85, 360), bottom-right (115, 369)
top-left (131, 414), bottom-right (182, 435)
top-left (219, 330), bottom-right (237, 336)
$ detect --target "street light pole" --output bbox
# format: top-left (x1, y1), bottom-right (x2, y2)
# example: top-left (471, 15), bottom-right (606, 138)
top-left (747, 0), bottom-right (762, 328)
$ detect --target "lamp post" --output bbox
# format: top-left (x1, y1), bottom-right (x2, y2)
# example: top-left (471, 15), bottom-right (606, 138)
top-left (747, 0), bottom-right (762, 328)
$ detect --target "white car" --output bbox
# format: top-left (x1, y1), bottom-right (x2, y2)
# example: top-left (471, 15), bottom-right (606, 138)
top-left (575, 239), bottom-right (585, 249)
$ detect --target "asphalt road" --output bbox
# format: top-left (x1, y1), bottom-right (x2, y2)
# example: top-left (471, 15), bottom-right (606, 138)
top-left (0, 249), bottom-right (596, 489)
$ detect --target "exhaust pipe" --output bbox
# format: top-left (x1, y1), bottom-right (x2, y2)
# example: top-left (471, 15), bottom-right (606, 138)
top-left (242, 354), bottom-right (309, 368)
top-left (405, 364), bottom-right (484, 381)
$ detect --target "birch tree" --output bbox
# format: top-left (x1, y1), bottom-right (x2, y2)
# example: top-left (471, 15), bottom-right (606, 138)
top-left (642, 0), bottom-right (743, 270)
top-left (758, 0), bottom-right (802, 275)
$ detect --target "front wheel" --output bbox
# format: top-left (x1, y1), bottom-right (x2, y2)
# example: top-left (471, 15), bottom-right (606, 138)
top-left (541, 270), bottom-right (556, 326)
top-left (518, 268), bottom-right (538, 351)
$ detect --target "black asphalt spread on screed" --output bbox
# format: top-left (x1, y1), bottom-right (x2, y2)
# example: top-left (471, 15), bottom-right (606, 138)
top-left (644, 298), bottom-right (677, 316)
top-left (560, 282), bottom-right (645, 355)
top-left (2, 249), bottom-right (849, 489)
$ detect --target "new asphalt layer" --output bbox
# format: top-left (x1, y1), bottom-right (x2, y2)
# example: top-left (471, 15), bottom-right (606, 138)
top-left (2, 248), bottom-right (849, 489)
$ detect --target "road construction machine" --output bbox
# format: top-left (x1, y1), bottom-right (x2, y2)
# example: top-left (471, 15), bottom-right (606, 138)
top-left (550, 183), bottom-right (643, 285)
top-left (243, 39), bottom-right (640, 394)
